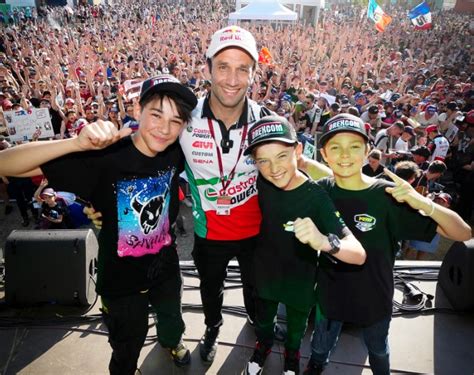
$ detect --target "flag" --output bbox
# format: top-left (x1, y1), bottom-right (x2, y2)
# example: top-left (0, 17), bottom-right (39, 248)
top-left (367, 0), bottom-right (392, 32)
top-left (258, 47), bottom-right (273, 65)
top-left (408, 2), bottom-right (432, 30)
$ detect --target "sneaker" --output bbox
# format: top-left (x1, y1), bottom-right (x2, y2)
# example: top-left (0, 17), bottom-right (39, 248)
top-left (303, 359), bottom-right (324, 375)
top-left (199, 326), bottom-right (219, 363)
top-left (244, 342), bottom-right (271, 375)
top-left (283, 349), bottom-right (300, 375)
top-left (169, 341), bottom-right (191, 367)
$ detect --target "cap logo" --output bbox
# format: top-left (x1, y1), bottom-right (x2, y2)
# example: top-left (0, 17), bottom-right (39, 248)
top-left (151, 76), bottom-right (177, 86)
top-left (251, 122), bottom-right (284, 141)
top-left (220, 26), bottom-right (243, 42)
top-left (328, 119), bottom-right (361, 131)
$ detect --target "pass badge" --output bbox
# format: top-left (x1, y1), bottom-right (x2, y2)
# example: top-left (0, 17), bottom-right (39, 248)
top-left (216, 195), bottom-right (232, 216)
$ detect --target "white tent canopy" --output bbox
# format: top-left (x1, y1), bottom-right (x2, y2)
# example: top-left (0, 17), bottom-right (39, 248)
top-left (229, 0), bottom-right (298, 22)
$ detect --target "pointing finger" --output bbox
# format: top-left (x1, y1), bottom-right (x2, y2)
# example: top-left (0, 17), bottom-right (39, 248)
top-left (383, 168), bottom-right (403, 184)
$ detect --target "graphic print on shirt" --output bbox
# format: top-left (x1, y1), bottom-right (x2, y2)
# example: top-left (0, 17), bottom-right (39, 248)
top-left (116, 170), bottom-right (174, 257)
top-left (354, 213), bottom-right (377, 232)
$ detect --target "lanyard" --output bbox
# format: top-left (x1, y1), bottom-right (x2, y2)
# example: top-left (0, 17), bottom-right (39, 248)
top-left (207, 118), bottom-right (248, 194)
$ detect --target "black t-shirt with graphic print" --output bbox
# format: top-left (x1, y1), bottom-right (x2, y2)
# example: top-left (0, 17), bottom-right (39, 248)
top-left (316, 178), bottom-right (437, 325)
top-left (42, 136), bottom-right (183, 297)
top-left (256, 176), bottom-right (350, 312)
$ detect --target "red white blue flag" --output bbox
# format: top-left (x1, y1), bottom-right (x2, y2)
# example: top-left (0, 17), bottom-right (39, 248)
top-left (408, 2), bottom-right (432, 30)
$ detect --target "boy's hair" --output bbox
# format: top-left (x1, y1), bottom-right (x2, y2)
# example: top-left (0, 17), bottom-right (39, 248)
top-left (65, 110), bottom-right (76, 117)
top-left (368, 149), bottom-right (382, 160)
top-left (251, 141), bottom-right (296, 159)
top-left (139, 91), bottom-right (194, 124)
top-left (394, 161), bottom-right (421, 182)
top-left (427, 160), bottom-right (447, 174)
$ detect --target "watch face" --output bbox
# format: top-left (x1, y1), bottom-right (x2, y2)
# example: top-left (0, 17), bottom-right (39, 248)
top-left (328, 234), bottom-right (341, 255)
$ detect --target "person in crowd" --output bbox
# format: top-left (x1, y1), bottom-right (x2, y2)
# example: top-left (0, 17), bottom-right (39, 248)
top-left (411, 146), bottom-right (431, 171)
top-left (362, 149), bottom-right (385, 177)
top-left (394, 125), bottom-right (415, 153)
top-left (302, 114), bottom-right (471, 374)
top-left (0, 75), bottom-right (198, 375)
top-left (243, 115), bottom-right (365, 375)
top-left (373, 121), bottom-right (405, 164)
top-left (413, 160), bottom-right (447, 196)
top-left (426, 125), bottom-right (450, 162)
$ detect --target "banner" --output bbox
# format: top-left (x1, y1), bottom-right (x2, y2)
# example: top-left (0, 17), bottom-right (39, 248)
top-left (122, 78), bottom-right (144, 101)
top-left (4, 108), bottom-right (54, 142)
top-left (409, 2), bottom-right (432, 30)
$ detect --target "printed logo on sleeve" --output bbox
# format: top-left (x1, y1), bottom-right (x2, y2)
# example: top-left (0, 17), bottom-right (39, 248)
top-left (354, 214), bottom-right (377, 232)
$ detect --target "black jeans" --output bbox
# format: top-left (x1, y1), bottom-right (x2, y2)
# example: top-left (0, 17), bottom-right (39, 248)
top-left (192, 234), bottom-right (257, 328)
top-left (101, 249), bottom-right (185, 375)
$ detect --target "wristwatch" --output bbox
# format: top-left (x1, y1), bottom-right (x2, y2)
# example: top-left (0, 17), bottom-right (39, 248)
top-left (327, 233), bottom-right (341, 255)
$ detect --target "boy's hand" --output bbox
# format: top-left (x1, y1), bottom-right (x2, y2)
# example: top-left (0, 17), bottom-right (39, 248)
top-left (384, 168), bottom-right (430, 211)
top-left (293, 217), bottom-right (329, 251)
top-left (75, 120), bottom-right (132, 151)
top-left (83, 206), bottom-right (103, 229)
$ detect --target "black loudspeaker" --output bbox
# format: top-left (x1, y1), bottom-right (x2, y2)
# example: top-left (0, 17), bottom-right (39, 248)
top-left (5, 229), bottom-right (98, 306)
top-left (438, 238), bottom-right (474, 312)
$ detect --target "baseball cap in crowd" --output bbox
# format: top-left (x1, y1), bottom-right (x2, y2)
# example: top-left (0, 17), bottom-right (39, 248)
top-left (411, 146), bottom-right (431, 159)
top-left (244, 115), bottom-right (297, 156)
top-left (206, 26), bottom-right (258, 62)
top-left (319, 113), bottom-right (369, 147)
top-left (403, 126), bottom-right (415, 136)
top-left (340, 98), bottom-right (350, 108)
top-left (65, 98), bottom-right (75, 104)
top-left (446, 101), bottom-right (458, 111)
top-left (354, 92), bottom-right (366, 100)
top-left (466, 110), bottom-right (474, 125)
top-left (390, 93), bottom-right (401, 101)
top-left (425, 124), bottom-right (438, 133)
top-left (40, 188), bottom-right (56, 198)
top-left (139, 74), bottom-right (198, 109)
top-left (426, 105), bottom-right (437, 113)
top-left (368, 105), bottom-right (379, 115)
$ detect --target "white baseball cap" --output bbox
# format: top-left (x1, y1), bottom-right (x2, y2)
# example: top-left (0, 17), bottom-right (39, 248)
top-left (206, 26), bottom-right (258, 62)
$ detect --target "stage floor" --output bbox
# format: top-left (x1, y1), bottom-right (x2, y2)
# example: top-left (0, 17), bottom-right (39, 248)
top-left (0, 261), bottom-right (473, 375)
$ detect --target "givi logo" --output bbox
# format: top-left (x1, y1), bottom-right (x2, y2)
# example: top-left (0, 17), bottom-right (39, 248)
top-left (192, 141), bottom-right (214, 149)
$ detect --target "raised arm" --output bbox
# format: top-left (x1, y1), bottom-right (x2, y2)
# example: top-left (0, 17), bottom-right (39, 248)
top-left (0, 120), bottom-right (132, 177)
top-left (384, 168), bottom-right (471, 241)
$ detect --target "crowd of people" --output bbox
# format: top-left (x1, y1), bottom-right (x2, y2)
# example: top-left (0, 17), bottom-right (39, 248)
top-left (0, 1), bottom-right (473, 374)
top-left (0, 1), bottom-right (473, 229)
